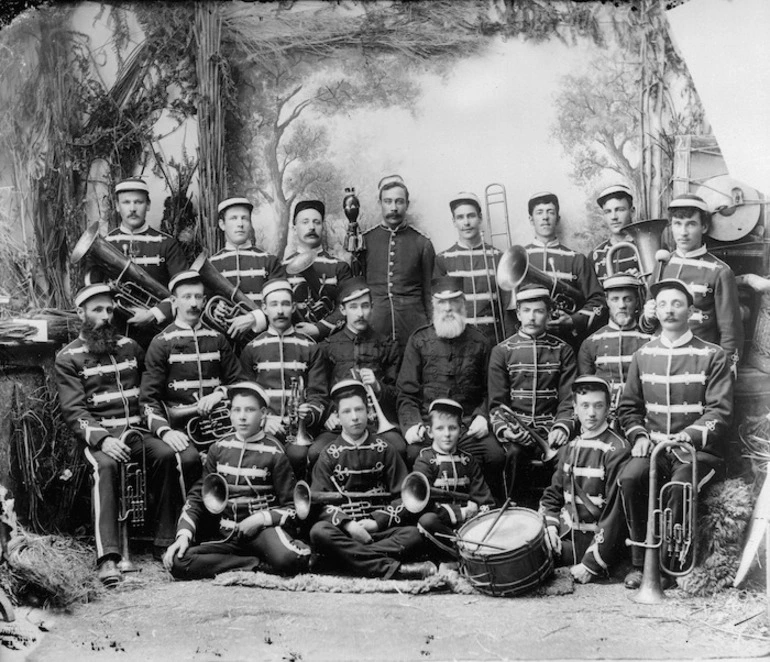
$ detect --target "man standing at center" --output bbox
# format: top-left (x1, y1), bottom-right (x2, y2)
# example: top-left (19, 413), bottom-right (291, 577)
top-left (361, 175), bottom-right (435, 351)
top-left (523, 191), bottom-right (606, 349)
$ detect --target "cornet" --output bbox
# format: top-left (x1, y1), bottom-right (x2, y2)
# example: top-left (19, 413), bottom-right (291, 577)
top-left (116, 429), bottom-right (147, 574)
top-left (286, 377), bottom-right (313, 446)
top-left (201, 472), bottom-right (274, 515)
top-left (401, 472), bottom-right (470, 514)
top-left (349, 369), bottom-right (396, 434)
top-left (292, 480), bottom-right (388, 520)
top-left (164, 401), bottom-right (234, 449)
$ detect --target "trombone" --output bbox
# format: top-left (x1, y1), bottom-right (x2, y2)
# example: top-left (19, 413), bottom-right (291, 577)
top-left (482, 183), bottom-right (512, 344)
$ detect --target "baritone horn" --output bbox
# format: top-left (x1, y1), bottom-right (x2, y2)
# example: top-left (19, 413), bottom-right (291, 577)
top-left (71, 222), bottom-right (170, 316)
top-left (626, 439), bottom-right (698, 604)
top-left (117, 429), bottom-right (147, 574)
top-left (401, 472), bottom-right (471, 514)
top-left (604, 218), bottom-right (670, 295)
top-left (350, 368), bottom-right (396, 434)
top-left (496, 245), bottom-right (584, 315)
top-left (190, 252), bottom-right (260, 338)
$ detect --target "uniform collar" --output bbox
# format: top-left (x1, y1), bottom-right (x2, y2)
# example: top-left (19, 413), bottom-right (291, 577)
top-left (118, 222), bottom-right (150, 235)
top-left (174, 319), bottom-right (205, 331)
top-left (224, 240), bottom-right (253, 251)
top-left (579, 422), bottom-right (609, 439)
top-left (341, 429), bottom-right (370, 446)
top-left (674, 245), bottom-right (707, 259)
top-left (530, 237), bottom-right (560, 248)
top-left (267, 326), bottom-right (296, 337)
top-left (660, 329), bottom-right (693, 348)
top-left (344, 325), bottom-right (371, 340)
top-left (234, 430), bottom-right (266, 443)
top-left (380, 220), bottom-right (407, 233)
top-left (608, 319), bottom-right (639, 331)
top-left (517, 329), bottom-right (546, 340)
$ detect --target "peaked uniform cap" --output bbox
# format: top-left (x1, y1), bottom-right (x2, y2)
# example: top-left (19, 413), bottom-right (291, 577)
top-left (431, 276), bottom-right (464, 300)
top-left (449, 192), bottom-right (481, 213)
top-left (261, 279), bottom-right (293, 300)
top-left (650, 278), bottom-right (694, 306)
top-left (168, 270), bottom-right (202, 292)
top-left (114, 177), bottom-right (149, 195)
top-left (572, 375), bottom-right (611, 395)
top-left (227, 381), bottom-right (270, 409)
top-left (428, 398), bottom-right (464, 417)
top-left (597, 184), bottom-right (634, 207)
top-left (74, 283), bottom-right (113, 307)
top-left (668, 194), bottom-right (710, 213)
top-left (603, 272), bottom-right (642, 290)
top-left (218, 197), bottom-right (254, 214)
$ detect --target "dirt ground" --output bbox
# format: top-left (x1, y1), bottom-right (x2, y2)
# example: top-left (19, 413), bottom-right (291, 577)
top-left (3, 552), bottom-right (768, 662)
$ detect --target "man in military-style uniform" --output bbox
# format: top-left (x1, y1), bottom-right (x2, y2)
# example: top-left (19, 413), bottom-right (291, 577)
top-left (590, 184), bottom-right (642, 283)
top-left (360, 175), bottom-right (435, 350)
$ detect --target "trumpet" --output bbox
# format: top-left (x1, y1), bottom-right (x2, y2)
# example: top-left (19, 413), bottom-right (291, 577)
top-left (292, 480), bottom-right (389, 520)
top-left (401, 471), bottom-right (470, 514)
top-left (349, 369), bottom-right (396, 434)
top-left (117, 429), bottom-right (147, 574)
top-left (286, 377), bottom-right (313, 446)
top-left (164, 401), bottom-right (233, 449)
top-left (71, 223), bottom-right (171, 317)
top-left (626, 439), bottom-right (698, 604)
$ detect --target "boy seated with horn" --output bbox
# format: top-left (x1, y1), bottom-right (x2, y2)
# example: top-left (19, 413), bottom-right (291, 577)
top-left (539, 376), bottom-right (631, 584)
top-left (163, 382), bottom-right (311, 579)
top-left (308, 379), bottom-right (435, 579)
top-left (408, 398), bottom-right (495, 561)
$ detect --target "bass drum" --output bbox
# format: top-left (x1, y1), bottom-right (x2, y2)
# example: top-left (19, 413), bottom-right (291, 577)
top-left (457, 507), bottom-right (553, 597)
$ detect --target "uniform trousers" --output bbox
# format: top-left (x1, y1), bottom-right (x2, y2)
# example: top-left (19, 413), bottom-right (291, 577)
top-left (618, 450), bottom-right (723, 567)
top-left (84, 432), bottom-right (201, 562)
top-left (370, 294), bottom-right (428, 352)
top-left (309, 520), bottom-right (423, 578)
top-left (308, 429), bottom-right (407, 469)
top-left (170, 526), bottom-right (311, 580)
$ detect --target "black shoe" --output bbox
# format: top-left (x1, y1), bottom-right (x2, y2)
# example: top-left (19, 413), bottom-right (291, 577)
top-left (395, 561), bottom-right (438, 580)
top-left (624, 569), bottom-right (643, 590)
top-left (97, 559), bottom-right (122, 588)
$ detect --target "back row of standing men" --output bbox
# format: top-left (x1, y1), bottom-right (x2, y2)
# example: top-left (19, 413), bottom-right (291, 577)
top-left (57, 173), bottom-right (740, 588)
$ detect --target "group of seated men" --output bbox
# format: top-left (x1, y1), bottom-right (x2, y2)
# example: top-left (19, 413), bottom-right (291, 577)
top-left (54, 174), bottom-right (741, 591)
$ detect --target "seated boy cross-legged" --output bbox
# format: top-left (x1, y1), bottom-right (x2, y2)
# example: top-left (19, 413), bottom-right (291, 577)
top-left (308, 379), bottom-right (435, 580)
top-left (539, 376), bottom-right (631, 584)
top-left (410, 398), bottom-right (495, 561)
top-left (163, 382), bottom-right (311, 579)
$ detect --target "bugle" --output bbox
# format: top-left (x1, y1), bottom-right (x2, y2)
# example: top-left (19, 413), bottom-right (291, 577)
top-left (71, 222), bottom-right (170, 317)
top-left (401, 471), bottom-right (471, 514)
top-left (190, 252), bottom-right (260, 339)
top-left (604, 218), bottom-right (670, 295)
top-left (496, 245), bottom-right (584, 315)
top-left (117, 429), bottom-right (147, 574)
top-left (350, 368), bottom-right (396, 434)
top-left (626, 439), bottom-right (698, 604)
top-left (164, 401), bottom-right (233, 449)
top-left (292, 480), bottom-right (388, 520)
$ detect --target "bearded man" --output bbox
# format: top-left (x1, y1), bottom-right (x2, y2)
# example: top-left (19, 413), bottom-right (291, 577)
top-left (396, 277), bottom-right (506, 501)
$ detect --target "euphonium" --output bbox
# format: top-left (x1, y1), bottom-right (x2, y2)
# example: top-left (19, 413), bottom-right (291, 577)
top-left (626, 439), bottom-right (698, 604)
top-left (350, 368), bottom-right (396, 434)
top-left (604, 218), bottom-right (670, 294)
top-left (164, 401), bottom-right (234, 449)
top-left (496, 245), bottom-right (584, 314)
top-left (286, 377), bottom-right (313, 446)
top-left (71, 222), bottom-right (170, 316)
top-left (190, 252), bottom-right (260, 338)
top-left (401, 472), bottom-right (471, 514)
top-left (117, 429), bottom-right (147, 574)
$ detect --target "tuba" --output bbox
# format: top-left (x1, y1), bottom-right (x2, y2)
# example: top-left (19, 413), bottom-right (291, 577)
top-left (164, 401), bottom-right (234, 449)
top-left (190, 252), bottom-right (260, 339)
top-left (116, 429), bottom-right (147, 574)
top-left (401, 472), bottom-right (471, 514)
top-left (496, 245), bottom-right (584, 314)
top-left (604, 218), bottom-right (670, 295)
top-left (286, 377), bottom-right (313, 446)
top-left (626, 439), bottom-right (698, 604)
top-left (285, 251), bottom-right (335, 323)
top-left (350, 368), bottom-right (396, 434)
top-left (71, 223), bottom-right (170, 316)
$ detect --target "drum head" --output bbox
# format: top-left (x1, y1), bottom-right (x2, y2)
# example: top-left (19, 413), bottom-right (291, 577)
top-left (459, 507), bottom-right (542, 556)
top-left (694, 175), bottom-right (760, 242)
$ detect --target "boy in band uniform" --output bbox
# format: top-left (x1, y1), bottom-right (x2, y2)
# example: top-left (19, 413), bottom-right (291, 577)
top-left (163, 382), bottom-right (311, 579)
top-left (411, 398), bottom-right (495, 561)
top-left (309, 380), bottom-right (434, 579)
top-left (590, 184), bottom-right (641, 282)
top-left (539, 376), bottom-right (631, 584)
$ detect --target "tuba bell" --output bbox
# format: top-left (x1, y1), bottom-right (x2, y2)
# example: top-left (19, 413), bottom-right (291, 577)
top-left (71, 223), bottom-right (170, 316)
top-left (604, 218), bottom-right (670, 295)
top-left (496, 245), bottom-right (584, 314)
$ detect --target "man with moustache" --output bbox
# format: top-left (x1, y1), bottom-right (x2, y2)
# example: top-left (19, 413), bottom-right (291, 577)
top-left (240, 279), bottom-right (328, 478)
top-left (617, 279), bottom-right (733, 589)
top-left (590, 184), bottom-right (642, 283)
top-left (434, 192), bottom-right (514, 344)
top-left (284, 200), bottom-right (352, 340)
top-left (140, 271), bottom-right (243, 473)
top-left (578, 273), bottom-right (652, 415)
top-left (55, 284), bottom-right (195, 585)
top-left (361, 175), bottom-right (435, 350)
top-left (87, 177), bottom-right (188, 346)
top-left (488, 285), bottom-right (577, 500)
top-left (523, 191), bottom-right (606, 349)
top-left (208, 197), bottom-right (284, 340)
top-left (639, 194), bottom-right (743, 372)
top-left (309, 279), bottom-right (405, 467)
top-left (396, 277), bottom-right (506, 501)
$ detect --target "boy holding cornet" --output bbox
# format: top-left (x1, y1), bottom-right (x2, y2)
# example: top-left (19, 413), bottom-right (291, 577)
top-left (163, 382), bottom-right (311, 580)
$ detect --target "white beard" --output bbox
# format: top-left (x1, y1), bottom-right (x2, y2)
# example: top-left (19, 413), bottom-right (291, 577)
top-left (433, 310), bottom-right (466, 339)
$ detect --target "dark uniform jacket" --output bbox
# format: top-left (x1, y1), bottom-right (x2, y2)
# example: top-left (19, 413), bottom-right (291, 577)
top-left (209, 241), bottom-right (285, 308)
top-left (55, 335), bottom-right (144, 447)
top-left (617, 331), bottom-right (733, 456)
top-left (488, 331), bottom-right (577, 438)
top-left (540, 423), bottom-right (631, 574)
top-left (177, 431), bottom-right (296, 540)
top-left (140, 320), bottom-right (245, 437)
top-left (434, 242), bottom-right (515, 343)
top-left (397, 324), bottom-right (491, 431)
